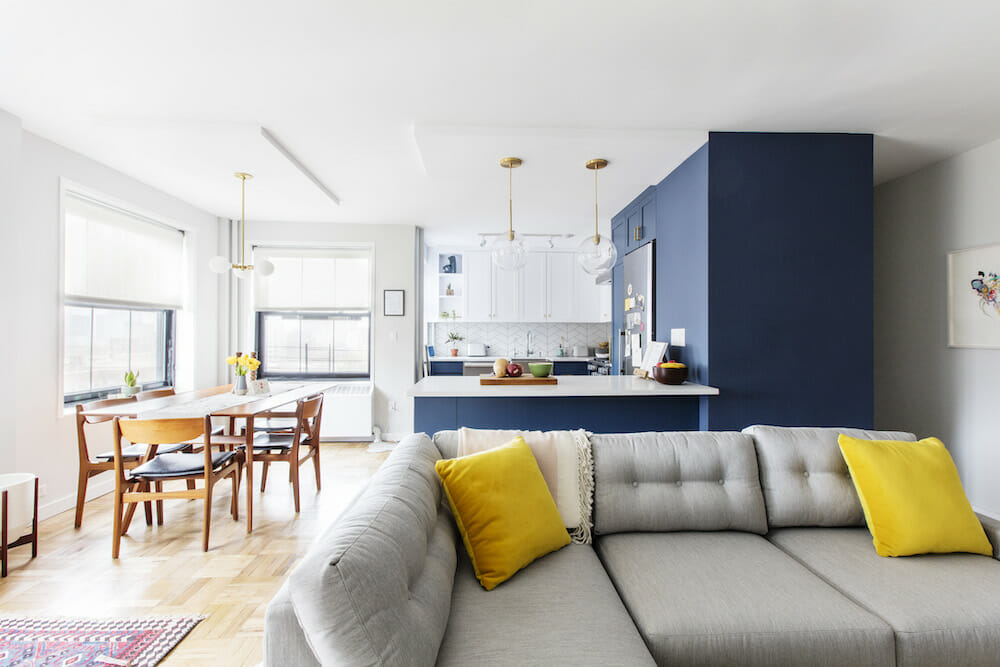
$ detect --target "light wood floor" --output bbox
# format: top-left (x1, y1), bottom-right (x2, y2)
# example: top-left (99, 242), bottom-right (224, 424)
top-left (0, 443), bottom-right (389, 666)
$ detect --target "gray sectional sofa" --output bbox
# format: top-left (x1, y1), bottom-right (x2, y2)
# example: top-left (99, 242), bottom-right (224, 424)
top-left (264, 426), bottom-right (1000, 666)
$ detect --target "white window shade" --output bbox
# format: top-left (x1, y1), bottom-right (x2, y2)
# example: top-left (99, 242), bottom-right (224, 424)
top-left (254, 247), bottom-right (371, 310)
top-left (64, 194), bottom-right (185, 308)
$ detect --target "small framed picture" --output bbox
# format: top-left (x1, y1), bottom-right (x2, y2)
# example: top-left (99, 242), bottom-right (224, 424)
top-left (384, 289), bottom-right (405, 316)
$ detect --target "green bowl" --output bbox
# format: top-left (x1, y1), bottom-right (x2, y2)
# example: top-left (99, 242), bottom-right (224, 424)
top-left (528, 362), bottom-right (553, 378)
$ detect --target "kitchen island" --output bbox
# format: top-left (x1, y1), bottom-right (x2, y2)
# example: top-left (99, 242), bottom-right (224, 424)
top-left (408, 375), bottom-right (719, 434)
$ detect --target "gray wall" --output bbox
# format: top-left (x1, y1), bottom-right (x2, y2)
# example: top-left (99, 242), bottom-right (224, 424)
top-left (874, 137), bottom-right (1000, 517)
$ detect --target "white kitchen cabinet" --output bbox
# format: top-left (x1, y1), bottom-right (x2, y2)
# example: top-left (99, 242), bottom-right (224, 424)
top-left (493, 263), bottom-right (521, 321)
top-left (464, 251), bottom-right (493, 321)
top-left (574, 261), bottom-right (610, 322)
top-left (547, 253), bottom-right (576, 321)
top-left (521, 253), bottom-right (547, 321)
top-left (456, 250), bottom-right (610, 323)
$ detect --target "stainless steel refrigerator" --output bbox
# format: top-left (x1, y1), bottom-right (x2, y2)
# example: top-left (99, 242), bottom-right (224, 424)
top-left (620, 241), bottom-right (654, 374)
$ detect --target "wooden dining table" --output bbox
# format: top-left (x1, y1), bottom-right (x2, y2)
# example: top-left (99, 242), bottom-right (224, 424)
top-left (82, 381), bottom-right (334, 533)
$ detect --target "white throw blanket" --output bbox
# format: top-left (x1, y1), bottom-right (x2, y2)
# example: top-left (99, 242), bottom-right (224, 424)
top-left (457, 427), bottom-right (594, 544)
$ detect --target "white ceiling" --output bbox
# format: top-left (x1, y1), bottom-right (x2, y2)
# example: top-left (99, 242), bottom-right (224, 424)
top-left (3, 1), bottom-right (1000, 242)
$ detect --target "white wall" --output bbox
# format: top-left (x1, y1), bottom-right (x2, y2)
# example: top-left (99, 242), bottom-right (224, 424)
top-left (3, 110), bottom-right (222, 519)
top-left (874, 136), bottom-right (1000, 517)
top-left (241, 221), bottom-right (418, 439)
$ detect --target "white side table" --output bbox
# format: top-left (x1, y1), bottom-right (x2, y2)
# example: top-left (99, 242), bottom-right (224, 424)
top-left (0, 473), bottom-right (38, 576)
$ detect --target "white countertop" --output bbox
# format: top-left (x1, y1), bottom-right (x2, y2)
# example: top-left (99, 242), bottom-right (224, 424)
top-left (408, 375), bottom-right (719, 398)
top-left (430, 356), bottom-right (597, 363)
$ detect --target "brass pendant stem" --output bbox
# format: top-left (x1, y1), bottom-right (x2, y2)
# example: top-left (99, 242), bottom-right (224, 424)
top-left (585, 158), bottom-right (608, 246)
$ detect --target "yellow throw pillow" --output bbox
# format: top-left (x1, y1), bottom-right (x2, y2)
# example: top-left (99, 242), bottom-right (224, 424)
top-left (435, 436), bottom-right (570, 590)
top-left (838, 435), bottom-right (992, 557)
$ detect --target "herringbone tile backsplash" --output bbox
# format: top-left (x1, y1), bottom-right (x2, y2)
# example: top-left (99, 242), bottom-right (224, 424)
top-left (430, 322), bottom-right (611, 357)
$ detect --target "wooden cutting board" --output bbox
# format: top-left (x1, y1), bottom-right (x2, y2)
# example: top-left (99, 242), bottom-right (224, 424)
top-left (479, 374), bottom-right (558, 385)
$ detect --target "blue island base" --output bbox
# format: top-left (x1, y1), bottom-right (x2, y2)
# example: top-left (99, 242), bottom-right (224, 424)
top-left (414, 395), bottom-right (703, 435)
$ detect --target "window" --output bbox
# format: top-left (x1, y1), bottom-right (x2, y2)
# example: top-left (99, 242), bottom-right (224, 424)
top-left (63, 304), bottom-right (174, 403)
top-left (253, 247), bottom-right (372, 379)
top-left (62, 190), bottom-right (184, 404)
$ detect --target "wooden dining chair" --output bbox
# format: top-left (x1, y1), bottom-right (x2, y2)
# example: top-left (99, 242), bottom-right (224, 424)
top-left (135, 387), bottom-right (175, 401)
top-left (74, 397), bottom-right (192, 528)
top-left (243, 394), bottom-right (324, 512)
top-left (111, 416), bottom-right (242, 557)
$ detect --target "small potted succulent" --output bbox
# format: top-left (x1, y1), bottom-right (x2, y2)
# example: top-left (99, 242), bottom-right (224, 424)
top-left (445, 283), bottom-right (454, 296)
top-left (122, 370), bottom-right (140, 397)
top-left (447, 332), bottom-right (464, 357)
top-left (226, 353), bottom-right (261, 395)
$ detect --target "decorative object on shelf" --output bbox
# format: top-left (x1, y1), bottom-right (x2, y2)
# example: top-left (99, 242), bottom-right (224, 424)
top-left (578, 158), bottom-right (618, 275)
top-left (652, 362), bottom-right (688, 385)
top-left (447, 332), bottom-right (464, 356)
top-left (491, 157), bottom-right (528, 271)
top-left (440, 310), bottom-right (449, 319)
top-left (442, 255), bottom-right (457, 273)
top-left (384, 289), bottom-right (405, 316)
top-left (121, 370), bottom-right (140, 397)
top-left (0, 473), bottom-right (37, 577)
top-left (209, 172), bottom-right (275, 279)
top-left (226, 352), bottom-right (260, 395)
top-left (948, 243), bottom-right (1000, 348)
top-left (446, 283), bottom-right (454, 296)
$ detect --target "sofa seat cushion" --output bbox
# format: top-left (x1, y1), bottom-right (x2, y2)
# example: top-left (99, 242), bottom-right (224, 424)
top-left (769, 527), bottom-right (1000, 667)
top-left (591, 431), bottom-right (767, 535)
top-left (596, 532), bottom-right (894, 666)
top-left (436, 544), bottom-right (655, 666)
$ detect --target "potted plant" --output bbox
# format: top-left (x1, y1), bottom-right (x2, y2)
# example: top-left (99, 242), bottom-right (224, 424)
top-left (122, 370), bottom-right (140, 397)
top-left (447, 332), bottom-right (464, 357)
top-left (446, 283), bottom-right (454, 296)
top-left (226, 353), bottom-right (261, 395)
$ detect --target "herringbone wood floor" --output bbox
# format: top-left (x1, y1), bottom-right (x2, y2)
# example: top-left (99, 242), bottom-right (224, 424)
top-left (0, 443), bottom-right (389, 665)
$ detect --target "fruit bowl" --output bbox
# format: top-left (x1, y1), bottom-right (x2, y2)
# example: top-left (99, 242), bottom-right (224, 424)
top-left (651, 363), bottom-right (687, 385)
top-left (527, 362), bottom-right (553, 378)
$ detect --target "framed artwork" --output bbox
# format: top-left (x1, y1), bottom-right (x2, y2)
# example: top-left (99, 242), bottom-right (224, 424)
top-left (948, 243), bottom-right (1000, 348)
top-left (383, 289), bottom-right (405, 317)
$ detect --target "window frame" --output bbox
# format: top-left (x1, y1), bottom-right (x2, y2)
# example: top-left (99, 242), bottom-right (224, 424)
top-left (62, 300), bottom-right (176, 405)
top-left (254, 309), bottom-right (371, 380)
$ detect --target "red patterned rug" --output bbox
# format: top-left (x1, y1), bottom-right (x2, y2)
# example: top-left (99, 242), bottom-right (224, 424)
top-left (0, 615), bottom-right (203, 666)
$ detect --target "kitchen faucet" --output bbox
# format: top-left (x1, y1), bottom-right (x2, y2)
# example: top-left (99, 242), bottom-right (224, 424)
top-left (526, 330), bottom-right (534, 356)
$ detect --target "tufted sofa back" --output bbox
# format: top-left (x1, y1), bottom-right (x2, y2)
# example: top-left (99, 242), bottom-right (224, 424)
top-left (287, 433), bottom-right (457, 666)
top-left (591, 431), bottom-right (768, 535)
top-left (743, 425), bottom-right (916, 528)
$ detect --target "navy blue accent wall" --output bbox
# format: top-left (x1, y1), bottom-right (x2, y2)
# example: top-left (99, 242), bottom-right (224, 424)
top-left (654, 143), bottom-right (709, 385)
top-left (705, 132), bottom-right (874, 430)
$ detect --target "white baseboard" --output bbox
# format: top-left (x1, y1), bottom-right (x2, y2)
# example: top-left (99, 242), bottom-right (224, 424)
top-left (39, 477), bottom-right (115, 522)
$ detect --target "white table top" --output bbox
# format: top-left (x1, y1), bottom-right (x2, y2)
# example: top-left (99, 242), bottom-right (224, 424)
top-left (408, 375), bottom-right (719, 398)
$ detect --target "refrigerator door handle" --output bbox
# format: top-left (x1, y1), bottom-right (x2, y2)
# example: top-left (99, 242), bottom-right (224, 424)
top-left (618, 328), bottom-right (626, 375)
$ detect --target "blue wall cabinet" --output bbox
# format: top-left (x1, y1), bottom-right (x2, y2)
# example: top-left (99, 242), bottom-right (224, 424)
top-left (611, 219), bottom-right (627, 267)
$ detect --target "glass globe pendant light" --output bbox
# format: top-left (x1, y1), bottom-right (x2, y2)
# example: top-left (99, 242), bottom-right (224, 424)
top-left (577, 158), bottom-right (617, 275)
top-left (209, 172), bottom-right (275, 278)
top-left (491, 157), bottom-right (528, 271)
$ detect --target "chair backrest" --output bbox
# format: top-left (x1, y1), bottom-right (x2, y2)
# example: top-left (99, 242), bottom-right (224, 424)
top-left (76, 397), bottom-right (138, 463)
top-left (135, 387), bottom-right (175, 401)
top-left (295, 394), bottom-right (325, 444)
top-left (112, 416), bottom-right (212, 482)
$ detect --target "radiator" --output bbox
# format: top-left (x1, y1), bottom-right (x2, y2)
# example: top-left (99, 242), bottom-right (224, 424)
top-left (319, 381), bottom-right (374, 441)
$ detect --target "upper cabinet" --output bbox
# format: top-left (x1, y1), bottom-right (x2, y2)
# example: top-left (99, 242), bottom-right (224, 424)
top-left (439, 250), bottom-right (610, 323)
top-left (624, 186), bottom-right (657, 252)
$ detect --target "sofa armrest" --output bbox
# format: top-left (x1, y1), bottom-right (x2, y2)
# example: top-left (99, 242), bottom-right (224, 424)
top-left (977, 512), bottom-right (1000, 560)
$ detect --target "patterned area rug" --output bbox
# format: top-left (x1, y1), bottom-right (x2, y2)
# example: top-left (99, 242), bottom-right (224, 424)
top-left (0, 615), bottom-right (204, 667)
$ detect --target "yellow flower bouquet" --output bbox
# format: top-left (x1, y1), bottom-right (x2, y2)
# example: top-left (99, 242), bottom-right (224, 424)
top-left (226, 354), bottom-right (261, 377)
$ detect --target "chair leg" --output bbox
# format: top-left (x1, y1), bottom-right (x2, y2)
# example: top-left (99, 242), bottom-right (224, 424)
top-left (291, 462), bottom-right (301, 513)
top-left (74, 469), bottom-right (89, 528)
top-left (112, 491), bottom-right (123, 559)
top-left (155, 482), bottom-right (164, 525)
top-left (202, 483), bottom-right (213, 552)
top-left (261, 461), bottom-right (269, 492)
top-left (230, 472), bottom-right (239, 521)
top-left (122, 491), bottom-right (138, 535)
top-left (143, 482), bottom-right (153, 526)
top-left (313, 445), bottom-right (322, 491)
top-left (186, 479), bottom-right (195, 491)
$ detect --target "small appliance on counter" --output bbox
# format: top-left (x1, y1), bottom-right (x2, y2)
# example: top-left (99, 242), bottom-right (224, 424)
top-left (466, 342), bottom-right (487, 357)
top-left (572, 345), bottom-right (591, 357)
